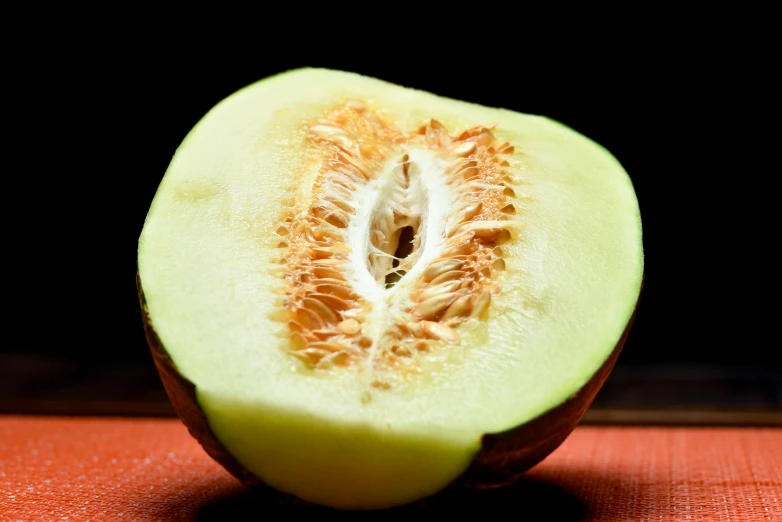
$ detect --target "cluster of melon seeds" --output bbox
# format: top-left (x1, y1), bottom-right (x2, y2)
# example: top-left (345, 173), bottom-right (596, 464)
top-left (273, 101), bottom-right (519, 383)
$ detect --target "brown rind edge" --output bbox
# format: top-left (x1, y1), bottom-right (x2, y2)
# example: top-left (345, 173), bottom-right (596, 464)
top-left (136, 269), bottom-right (640, 507)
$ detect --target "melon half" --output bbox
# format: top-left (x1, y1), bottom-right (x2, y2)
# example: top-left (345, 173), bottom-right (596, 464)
top-left (137, 68), bottom-right (644, 510)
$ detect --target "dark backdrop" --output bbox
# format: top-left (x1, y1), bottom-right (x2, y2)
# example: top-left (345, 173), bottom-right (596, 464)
top-left (7, 27), bottom-right (778, 418)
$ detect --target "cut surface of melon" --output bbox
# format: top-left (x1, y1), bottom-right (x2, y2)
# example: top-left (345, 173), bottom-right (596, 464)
top-left (137, 68), bottom-right (643, 509)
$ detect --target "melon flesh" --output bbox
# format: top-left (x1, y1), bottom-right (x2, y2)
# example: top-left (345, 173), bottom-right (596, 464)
top-left (137, 68), bottom-right (643, 509)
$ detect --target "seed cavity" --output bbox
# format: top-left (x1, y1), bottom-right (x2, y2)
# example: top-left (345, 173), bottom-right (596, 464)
top-left (422, 259), bottom-right (464, 281)
top-left (452, 141), bottom-right (477, 157)
top-left (428, 270), bottom-right (464, 287)
top-left (441, 295), bottom-right (474, 323)
top-left (337, 319), bottom-right (361, 335)
top-left (417, 280), bottom-right (463, 302)
top-left (412, 292), bottom-right (460, 321)
top-left (272, 102), bottom-right (519, 380)
top-left (420, 321), bottom-right (459, 343)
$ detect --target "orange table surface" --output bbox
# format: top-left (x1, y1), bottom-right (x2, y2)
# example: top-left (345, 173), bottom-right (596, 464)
top-left (1, 416), bottom-right (780, 521)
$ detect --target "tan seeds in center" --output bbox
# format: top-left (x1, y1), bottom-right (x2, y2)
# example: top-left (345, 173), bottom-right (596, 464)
top-left (272, 102), bottom-right (519, 380)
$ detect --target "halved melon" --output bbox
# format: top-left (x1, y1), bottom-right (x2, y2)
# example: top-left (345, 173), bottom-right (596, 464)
top-left (137, 68), bottom-right (643, 510)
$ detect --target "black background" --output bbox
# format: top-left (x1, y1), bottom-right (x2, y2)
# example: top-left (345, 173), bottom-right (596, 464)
top-left (8, 23), bottom-right (778, 412)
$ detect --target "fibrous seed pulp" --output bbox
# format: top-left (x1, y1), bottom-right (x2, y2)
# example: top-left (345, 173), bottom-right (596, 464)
top-left (273, 102), bottom-right (520, 385)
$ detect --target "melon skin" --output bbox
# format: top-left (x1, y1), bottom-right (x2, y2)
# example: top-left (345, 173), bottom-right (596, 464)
top-left (137, 271), bottom-right (638, 508)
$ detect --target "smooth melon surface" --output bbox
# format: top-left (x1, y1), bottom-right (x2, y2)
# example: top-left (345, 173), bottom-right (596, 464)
top-left (137, 68), bottom-right (643, 508)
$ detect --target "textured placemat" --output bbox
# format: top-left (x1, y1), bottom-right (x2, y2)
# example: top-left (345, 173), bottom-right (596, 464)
top-left (1, 416), bottom-right (780, 520)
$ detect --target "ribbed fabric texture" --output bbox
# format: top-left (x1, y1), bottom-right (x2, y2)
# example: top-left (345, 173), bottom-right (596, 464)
top-left (1, 416), bottom-right (779, 520)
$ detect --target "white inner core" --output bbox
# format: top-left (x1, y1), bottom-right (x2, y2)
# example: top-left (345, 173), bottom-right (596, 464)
top-left (344, 147), bottom-right (456, 368)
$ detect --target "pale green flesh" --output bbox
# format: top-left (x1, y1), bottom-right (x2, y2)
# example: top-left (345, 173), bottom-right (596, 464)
top-left (137, 68), bottom-right (643, 509)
